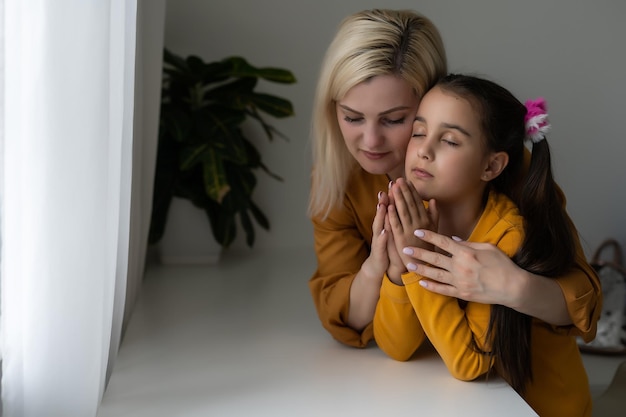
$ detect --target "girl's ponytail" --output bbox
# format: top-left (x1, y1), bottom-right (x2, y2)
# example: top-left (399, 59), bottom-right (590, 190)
top-left (514, 99), bottom-right (576, 278)
top-left (515, 138), bottom-right (575, 277)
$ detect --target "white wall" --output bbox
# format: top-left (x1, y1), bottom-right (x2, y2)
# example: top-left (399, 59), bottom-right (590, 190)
top-left (163, 0), bottom-right (626, 257)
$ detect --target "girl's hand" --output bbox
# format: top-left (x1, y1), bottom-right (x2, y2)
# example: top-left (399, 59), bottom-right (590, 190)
top-left (387, 178), bottom-right (438, 269)
top-left (375, 190), bottom-right (403, 283)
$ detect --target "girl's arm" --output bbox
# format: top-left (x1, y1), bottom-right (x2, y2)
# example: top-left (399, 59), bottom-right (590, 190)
top-left (371, 178), bottom-right (434, 361)
top-left (402, 227), bottom-right (524, 381)
top-left (398, 193), bottom-right (525, 380)
top-left (403, 272), bottom-right (493, 380)
top-left (373, 276), bottom-right (426, 361)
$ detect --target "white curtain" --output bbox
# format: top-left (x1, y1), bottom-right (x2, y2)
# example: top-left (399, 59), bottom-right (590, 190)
top-left (0, 0), bottom-right (163, 416)
top-left (112, 0), bottom-right (165, 383)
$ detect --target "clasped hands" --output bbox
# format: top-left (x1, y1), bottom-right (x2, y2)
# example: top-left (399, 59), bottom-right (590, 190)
top-left (374, 178), bottom-right (437, 285)
top-left (371, 178), bottom-right (521, 306)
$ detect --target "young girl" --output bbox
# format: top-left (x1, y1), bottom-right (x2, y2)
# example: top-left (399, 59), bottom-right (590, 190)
top-left (373, 74), bottom-right (592, 416)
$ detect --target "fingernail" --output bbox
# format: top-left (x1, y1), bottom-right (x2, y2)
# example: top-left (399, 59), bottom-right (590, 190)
top-left (402, 247), bottom-right (413, 255)
top-left (380, 228), bottom-right (386, 235)
top-left (407, 262), bottom-right (417, 271)
top-left (378, 191), bottom-right (383, 200)
top-left (388, 180), bottom-right (393, 189)
top-left (419, 280), bottom-right (428, 288)
top-left (377, 203), bottom-right (381, 210)
top-left (414, 229), bottom-right (425, 238)
top-left (452, 235), bottom-right (462, 241)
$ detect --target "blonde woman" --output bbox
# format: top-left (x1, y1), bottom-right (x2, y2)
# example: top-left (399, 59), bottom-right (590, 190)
top-left (308, 8), bottom-right (600, 348)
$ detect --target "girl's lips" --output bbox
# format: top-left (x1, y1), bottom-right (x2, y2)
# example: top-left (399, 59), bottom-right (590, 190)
top-left (411, 168), bottom-right (433, 178)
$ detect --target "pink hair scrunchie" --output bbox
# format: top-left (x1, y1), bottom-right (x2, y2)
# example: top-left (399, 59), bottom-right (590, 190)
top-left (524, 97), bottom-right (551, 144)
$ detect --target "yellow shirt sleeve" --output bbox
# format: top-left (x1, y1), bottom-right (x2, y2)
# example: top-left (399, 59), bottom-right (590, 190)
top-left (551, 219), bottom-right (602, 341)
top-left (374, 192), bottom-right (523, 381)
top-left (373, 274), bottom-right (426, 361)
top-left (401, 271), bottom-right (494, 380)
top-left (308, 169), bottom-right (388, 347)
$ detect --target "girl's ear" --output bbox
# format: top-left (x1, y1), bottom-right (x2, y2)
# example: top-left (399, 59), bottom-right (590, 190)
top-left (482, 151), bottom-right (509, 181)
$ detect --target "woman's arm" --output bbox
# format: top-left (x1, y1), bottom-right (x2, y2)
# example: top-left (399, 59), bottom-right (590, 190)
top-left (309, 218), bottom-right (378, 347)
top-left (309, 182), bottom-right (389, 347)
top-left (346, 203), bottom-right (390, 331)
top-left (404, 229), bottom-right (601, 335)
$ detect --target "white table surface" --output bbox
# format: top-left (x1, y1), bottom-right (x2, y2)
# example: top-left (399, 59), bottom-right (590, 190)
top-left (98, 248), bottom-right (538, 417)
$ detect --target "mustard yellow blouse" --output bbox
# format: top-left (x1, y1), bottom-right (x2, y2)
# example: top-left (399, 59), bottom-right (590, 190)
top-left (308, 167), bottom-right (601, 348)
top-left (373, 191), bottom-right (592, 416)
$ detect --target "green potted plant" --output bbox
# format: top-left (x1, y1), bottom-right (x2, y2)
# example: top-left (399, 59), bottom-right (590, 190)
top-left (148, 49), bottom-right (296, 250)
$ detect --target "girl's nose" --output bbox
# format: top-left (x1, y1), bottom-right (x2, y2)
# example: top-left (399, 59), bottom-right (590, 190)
top-left (417, 140), bottom-right (433, 160)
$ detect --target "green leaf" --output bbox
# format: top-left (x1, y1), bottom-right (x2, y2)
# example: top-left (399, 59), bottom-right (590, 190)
top-left (202, 60), bottom-right (234, 85)
top-left (229, 165), bottom-right (257, 203)
top-left (216, 57), bottom-right (296, 84)
top-left (250, 93), bottom-right (294, 118)
top-left (163, 49), bottom-right (188, 71)
top-left (249, 200), bottom-right (270, 230)
top-left (245, 108), bottom-right (288, 142)
top-left (257, 160), bottom-right (283, 182)
top-left (206, 206), bottom-right (236, 248)
top-left (202, 149), bottom-right (230, 203)
top-left (197, 117), bottom-right (249, 165)
top-left (195, 106), bottom-right (246, 147)
top-left (186, 55), bottom-right (207, 79)
top-left (160, 105), bottom-right (192, 143)
top-left (179, 143), bottom-right (209, 171)
top-left (255, 68), bottom-right (297, 84)
top-left (207, 78), bottom-right (258, 108)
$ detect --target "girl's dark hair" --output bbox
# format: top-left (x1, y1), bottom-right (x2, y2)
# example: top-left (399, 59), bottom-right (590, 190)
top-left (436, 74), bottom-right (577, 394)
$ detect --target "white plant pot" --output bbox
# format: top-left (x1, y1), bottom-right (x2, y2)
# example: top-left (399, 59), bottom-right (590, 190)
top-left (158, 197), bottom-right (223, 265)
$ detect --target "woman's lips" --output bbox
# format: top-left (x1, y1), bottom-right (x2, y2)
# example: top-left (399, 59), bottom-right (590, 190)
top-left (362, 150), bottom-right (388, 160)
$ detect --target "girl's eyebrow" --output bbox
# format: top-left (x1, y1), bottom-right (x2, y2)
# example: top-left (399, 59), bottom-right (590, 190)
top-left (338, 104), bottom-right (412, 116)
top-left (442, 122), bottom-right (472, 137)
top-left (414, 116), bottom-right (472, 138)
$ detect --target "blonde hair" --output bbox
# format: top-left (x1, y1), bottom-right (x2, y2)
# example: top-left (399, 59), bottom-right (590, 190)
top-left (308, 9), bottom-right (447, 218)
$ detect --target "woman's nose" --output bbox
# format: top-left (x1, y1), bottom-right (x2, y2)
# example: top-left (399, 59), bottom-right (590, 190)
top-left (362, 124), bottom-right (383, 147)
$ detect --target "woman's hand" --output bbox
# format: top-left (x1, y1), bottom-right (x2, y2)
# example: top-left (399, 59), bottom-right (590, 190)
top-left (404, 229), bottom-right (574, 326)
top-left (384, 210), bottom-right (406, 284)
top-left (360, 192), bottom-right (390, 283)
top-left (377, 188), bottom-right (405, 283)
top-left (402, 229), bottom-right (520, 305)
